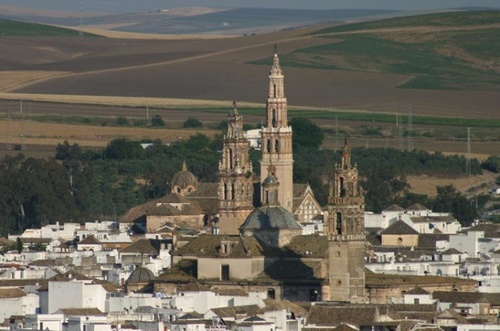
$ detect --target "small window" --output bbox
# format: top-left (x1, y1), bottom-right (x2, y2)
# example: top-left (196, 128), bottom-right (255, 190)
top-left (267, 288), bottom-right (276, 300)
top-left (414, 298), bottom-right (420, 304)
top-left (221, 264), bottom-right (230, 281)
top-left (309, 289), bottom-right (319, 302)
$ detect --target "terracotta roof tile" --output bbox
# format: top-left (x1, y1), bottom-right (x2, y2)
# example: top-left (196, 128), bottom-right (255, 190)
top-left (78, 235), bottom-right (102, 245)
top-left (120, 239), bottom-right (160, 255)
top-left (411, 215), bottom-right (455, 223)
top-left (0, 288), bottom-right (26, 299)
top-left (306, 305), bottom-right (379, 326)
top-left (174, 235), bottom-right (278, 258)
top-left (406, 204), bottom-right (429, 211)
top-left (57, 308), bottom-right (105, 316)
top-left (383, 204), bottom-right (405, 212)
top-left (180, 282), bottom-right (211, 292)
top-left (259, 299), bottom-right (308, 316)
top-left (432, 291), bottom-right (486, 303)
top-left (381, 220), bottom-right (419, 235)
top-left (405, 287), bottom-right (430, 295)
top-left (418, 234), bottom-right (449, 248)
top-left (210, 305), bottom-right (260, 318)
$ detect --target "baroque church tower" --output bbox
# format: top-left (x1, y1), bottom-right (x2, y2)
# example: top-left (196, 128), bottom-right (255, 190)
top-left (260, 52), bottom-right (294, 212)
top-left (326, 141), bottom-right (366, 303)
top-left (218, 102), bottom-right (254, 235)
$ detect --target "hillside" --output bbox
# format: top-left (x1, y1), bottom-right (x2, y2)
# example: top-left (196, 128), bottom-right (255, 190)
top-left (0, 11), bottom-right (499, 158)
top-left (252, 11), bottom-right (500, 91)
top-left (0, 18), bottom-right (98, 36)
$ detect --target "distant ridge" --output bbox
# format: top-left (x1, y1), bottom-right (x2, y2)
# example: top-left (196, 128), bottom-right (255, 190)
top-left (0, 7), bottom-right (400, 35)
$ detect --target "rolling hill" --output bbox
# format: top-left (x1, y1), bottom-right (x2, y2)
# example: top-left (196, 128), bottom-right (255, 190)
top-left (0, 18), bottom-right (97, 36)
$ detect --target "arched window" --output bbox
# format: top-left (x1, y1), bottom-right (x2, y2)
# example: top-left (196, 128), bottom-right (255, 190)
top-left (273, 84), bottom-right (277, 98)
top-left (275, 140), bottom-right (279, 153)
top-left (266, 139), bottom-right (271, 153)
top-left (336, 212), bottom-right (342, 234)
top-left (224, 183), bottom-right (228, 200)
top-left (272, 109), bottom-right (277, 127)
top-left (231, 183), bottom-right (235, 200)
top-left (229, 149), bottom-right (233, 169)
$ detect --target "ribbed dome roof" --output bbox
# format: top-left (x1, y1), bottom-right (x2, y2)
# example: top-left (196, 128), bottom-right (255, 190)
top-left (241, 206), bottom-right (300, 230)
top-left (126, 267), bottom-right (154, 283)
top-left (263, 174), bottom-right (278, 185)
top-left (171, 161), bottom-right (198, 189)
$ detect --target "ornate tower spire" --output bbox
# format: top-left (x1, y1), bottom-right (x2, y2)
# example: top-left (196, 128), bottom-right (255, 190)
top-left (260, 50), bottom-right (294, 212)
top-left (326, 140), bottom-right (366, 303)
top-left (218, 102), bottom-right (254, 235)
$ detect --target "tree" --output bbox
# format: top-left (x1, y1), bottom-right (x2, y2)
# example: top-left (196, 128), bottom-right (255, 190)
top-left (432, 185), bottom-right (477, 226)
top-left (482, 156), bottom-right (500, 173)
top-left (151, 115), bottom-right (165, 127)
top-left (55, 141), bottom-right (83, 161)
top-left (361, 166), bottom-right (410, 213)
top-left (16, 237), bottom-right (23, 253)
top-left (290, 117), bottom-right (324, 150)
top-left (183, 117), bottom-right (203, 128)
top-left (116, 116), bottom-right (129, 126)
top-left (104, 138), bottom-right (144, 160)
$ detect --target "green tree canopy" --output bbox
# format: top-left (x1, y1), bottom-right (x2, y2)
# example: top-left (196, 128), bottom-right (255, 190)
top-left (290, 117), bottom-right (324, 150)
top-left (183, 117), bottom-right (203, 128)
top-left (151, 115), bottom-right (165, 127)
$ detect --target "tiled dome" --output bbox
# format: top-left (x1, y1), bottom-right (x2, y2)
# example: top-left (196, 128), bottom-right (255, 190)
top-left (241, 206), bottom-right (300, 230)
top-left (126, 267), bottom-right (154, 283)
top-left (170, 161), bottom-right (198, 193)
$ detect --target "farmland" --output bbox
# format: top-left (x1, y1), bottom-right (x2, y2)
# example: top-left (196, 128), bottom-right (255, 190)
top-left (0, 11), bottom-right (498, 161)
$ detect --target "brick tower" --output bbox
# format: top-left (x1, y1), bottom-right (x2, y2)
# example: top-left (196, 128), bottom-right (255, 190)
top-left (260, 52), bottom-right (293, 212)
top-left (218, 102), bottom-right (255, 235)
top-left (326, 141), bottom-right (366, 303)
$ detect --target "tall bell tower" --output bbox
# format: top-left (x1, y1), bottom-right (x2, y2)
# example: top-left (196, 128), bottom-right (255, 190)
top-left (218, 102), bottom-right (254, 235)
top-left (260, 51), bottom-right (293, 212)
top-left (326, 141), bottom-right (366, 303)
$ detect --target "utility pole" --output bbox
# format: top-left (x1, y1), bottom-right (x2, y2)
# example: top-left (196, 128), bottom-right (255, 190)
top-left (6, 101), bottom-right (11, 150)
top-left (335, 115), bottom-right (339, 150)
top-left (466, 127), bottom-right (471, 175)
top-left (407, 103), bottom-right (413, 152)
top-left (79, 0), bottom-right (83, 37)
top-left (20, 100), bottom-right (26, 150)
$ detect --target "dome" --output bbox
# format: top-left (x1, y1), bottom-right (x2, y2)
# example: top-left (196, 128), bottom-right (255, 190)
top-left (241, 206), bottom-right (300, 230)
top-left (263, 174), bottom-right (278, 185)
top-left (126, 267), bottom-right (154, 283)
top-left (170, 161), bottom-right (198, 194)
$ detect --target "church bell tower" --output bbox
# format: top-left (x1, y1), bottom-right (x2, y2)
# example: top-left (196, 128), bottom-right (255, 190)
top-left (260, 51), bottom-right (293, 212)
top-left (218, 102), bottom-right (254, 235)
top-left (326, 141), bottom-right (366, 303)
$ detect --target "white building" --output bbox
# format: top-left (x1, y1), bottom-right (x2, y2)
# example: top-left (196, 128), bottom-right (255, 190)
top-left (172, 283), bottom-right (265, 314)
top-left (450, 231), bottom-right (484, 257)
top-left (365, 204), bottom-right (461, 234)
top-left (0, 288), bottom-right (39, 324)
top-left (24, 314), bottom-right (65, 331)
top-left (46, 278), bottom-right (110, 313)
